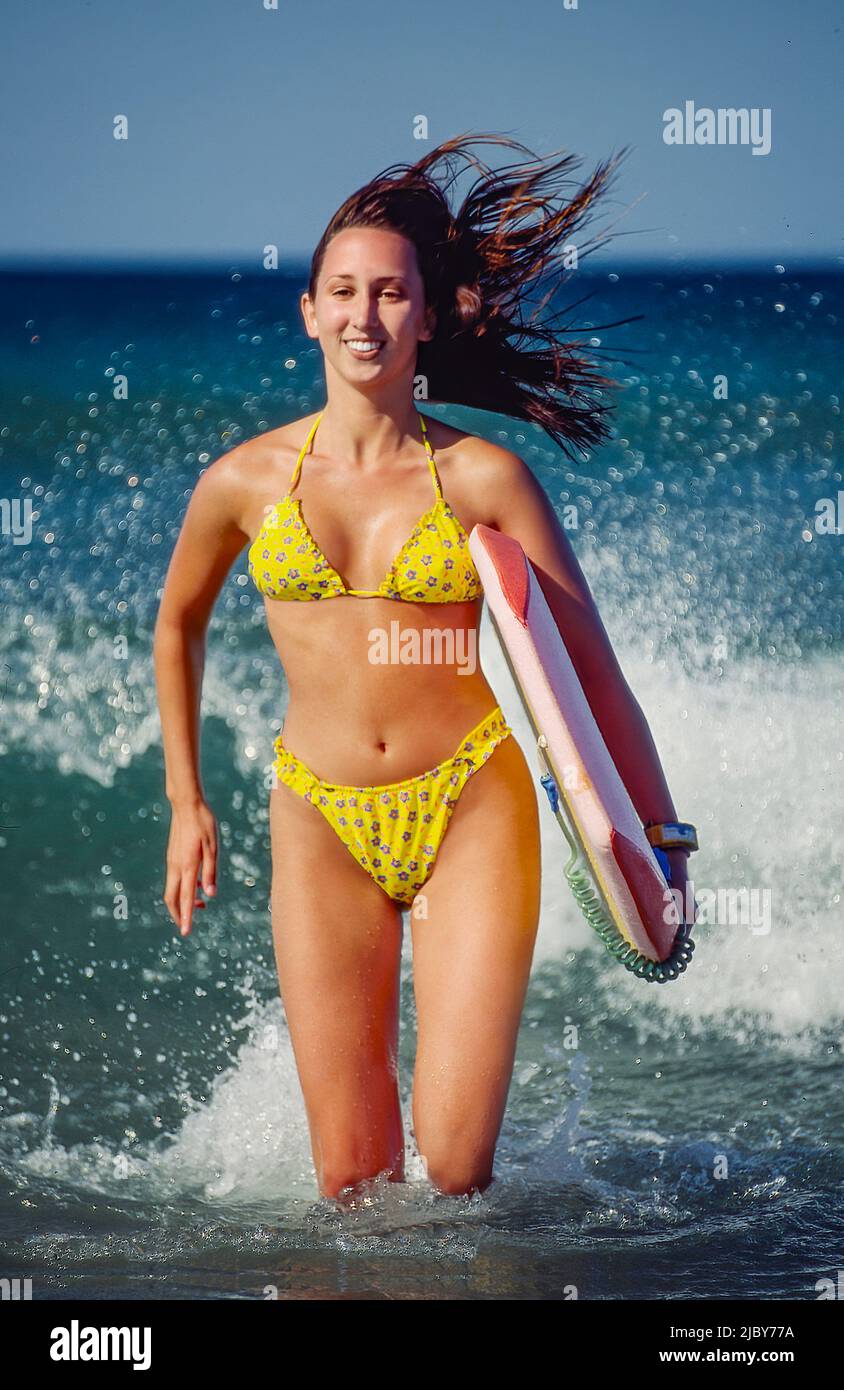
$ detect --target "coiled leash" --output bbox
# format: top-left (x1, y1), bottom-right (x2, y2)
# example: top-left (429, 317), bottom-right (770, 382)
top-left (536, 735), bottom-right (696, 984)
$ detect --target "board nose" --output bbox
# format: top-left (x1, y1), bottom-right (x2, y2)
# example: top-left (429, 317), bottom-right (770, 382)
top-left (469, 524), bottom-right (531, 625)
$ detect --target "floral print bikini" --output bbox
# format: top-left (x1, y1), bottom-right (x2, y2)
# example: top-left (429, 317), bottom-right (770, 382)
top-left (247, 409), bottom-right (512, 905)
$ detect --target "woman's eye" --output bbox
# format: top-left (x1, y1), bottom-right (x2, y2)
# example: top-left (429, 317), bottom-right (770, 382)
top-left (331, 288), bottom-right (400, 298)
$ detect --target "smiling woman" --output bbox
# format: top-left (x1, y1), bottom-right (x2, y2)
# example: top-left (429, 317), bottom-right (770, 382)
top-left (153, 131), bottom-right (684, 1205)
top-left (304, 132), bottom-right (624, 454)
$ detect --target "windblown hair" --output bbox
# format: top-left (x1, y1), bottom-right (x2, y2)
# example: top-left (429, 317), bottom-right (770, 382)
top-left (308, 132), bottom-right (630, 458)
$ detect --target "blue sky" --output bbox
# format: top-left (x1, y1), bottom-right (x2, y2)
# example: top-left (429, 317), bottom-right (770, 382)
top-left (2, 0), bottom-right (841, 267)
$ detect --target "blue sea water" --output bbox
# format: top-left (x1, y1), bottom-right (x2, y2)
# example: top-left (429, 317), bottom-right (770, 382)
top-left (0, 265), bottom-right (842, 1300)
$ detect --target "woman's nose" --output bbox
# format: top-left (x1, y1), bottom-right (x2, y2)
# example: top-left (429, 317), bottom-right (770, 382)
top-left (352, 294), bottom-right (381, 323)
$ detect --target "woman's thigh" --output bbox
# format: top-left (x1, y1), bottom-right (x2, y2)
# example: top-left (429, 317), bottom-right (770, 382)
top-left (269, 781), bottom-right (405, 1195)
top-left (409, 731), bottom-right (542, 1193)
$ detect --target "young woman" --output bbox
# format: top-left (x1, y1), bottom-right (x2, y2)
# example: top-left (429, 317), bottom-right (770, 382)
top-left (154, 134), bottom-right (694, 1202)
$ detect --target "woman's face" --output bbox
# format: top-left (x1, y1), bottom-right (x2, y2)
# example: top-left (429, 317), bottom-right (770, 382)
top-left (301, 226), bottom-right (435, 388)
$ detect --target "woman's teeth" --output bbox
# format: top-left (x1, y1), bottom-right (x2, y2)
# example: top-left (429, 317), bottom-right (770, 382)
top-left (345, 340), bottom-right (384, 358)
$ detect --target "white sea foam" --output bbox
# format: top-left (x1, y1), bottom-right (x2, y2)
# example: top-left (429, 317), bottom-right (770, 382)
top-left (478, 603), bottom-right (844, 1045)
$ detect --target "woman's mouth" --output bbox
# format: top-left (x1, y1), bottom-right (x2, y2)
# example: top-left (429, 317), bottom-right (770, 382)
top-left (344, 339), bottom-right (384, 360)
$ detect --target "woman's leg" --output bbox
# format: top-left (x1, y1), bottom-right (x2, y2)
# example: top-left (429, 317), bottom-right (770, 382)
top-left (409, 731), bottom-right (542, 1195)
top-left (270, 779), bottom-right (405, 1201)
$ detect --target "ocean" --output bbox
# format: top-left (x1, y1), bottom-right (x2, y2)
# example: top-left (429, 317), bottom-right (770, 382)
top-left (0, 264), bottom-right (841, 1299)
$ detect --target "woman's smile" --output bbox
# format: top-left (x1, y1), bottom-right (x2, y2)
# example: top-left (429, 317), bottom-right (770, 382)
top-left (343, 337), bottom-right (385, 359)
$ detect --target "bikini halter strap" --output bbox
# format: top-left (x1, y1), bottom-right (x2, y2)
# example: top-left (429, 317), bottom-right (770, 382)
top-left (287, 413), bottom-right (322, 493)
top-left (287, 410), bottom-right (442, 500)
top-left (418, 412), bottom-right (443, 501)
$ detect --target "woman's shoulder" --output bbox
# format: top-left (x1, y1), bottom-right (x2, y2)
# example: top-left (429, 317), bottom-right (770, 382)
top-left (226, 415), bottom-right (318, 471)
top-left (427, 416), bottom-right (532, 517)
top-left (208, 415), bottom-right (318, 491)
top-left (424, 416), bottom-right (537, 529)
top-left (191, 417), bottom-right (318, 536)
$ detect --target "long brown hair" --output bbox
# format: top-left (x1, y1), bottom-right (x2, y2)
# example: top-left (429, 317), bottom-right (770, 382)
top-left (307, 132), bottom-right (630, 458)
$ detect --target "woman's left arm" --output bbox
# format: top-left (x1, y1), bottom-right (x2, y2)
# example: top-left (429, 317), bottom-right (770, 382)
top-left (483, 447), bottom-right (694, 898)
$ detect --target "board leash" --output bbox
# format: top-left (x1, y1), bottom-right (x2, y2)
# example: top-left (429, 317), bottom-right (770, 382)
top-left (536, 735), bottom-right (695, 983)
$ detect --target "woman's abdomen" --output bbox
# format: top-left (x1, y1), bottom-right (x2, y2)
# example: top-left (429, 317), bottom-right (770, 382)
top-left (265, 597), bottom-right (500, 785)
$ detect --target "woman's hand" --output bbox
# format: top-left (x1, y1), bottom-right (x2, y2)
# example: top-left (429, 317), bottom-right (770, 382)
top-left (163, 798), bottom-right (218, 936)
top-left (663, 847), bottom-right (699, 929)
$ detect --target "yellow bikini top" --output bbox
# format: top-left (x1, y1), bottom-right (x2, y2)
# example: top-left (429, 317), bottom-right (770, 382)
top-left (247, 410), bottom-right (483, 602)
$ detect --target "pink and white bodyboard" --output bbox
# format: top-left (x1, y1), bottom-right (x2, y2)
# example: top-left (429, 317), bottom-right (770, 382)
top-left (470, 524), bottom-right (679, 963)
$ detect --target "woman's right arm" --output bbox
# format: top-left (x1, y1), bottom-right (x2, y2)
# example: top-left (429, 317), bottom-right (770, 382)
top-left (153, 451), bottom-right (250, 936)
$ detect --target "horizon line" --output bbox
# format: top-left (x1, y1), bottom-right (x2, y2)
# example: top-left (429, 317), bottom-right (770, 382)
top-left (0, 251), bottom-right (841, 277)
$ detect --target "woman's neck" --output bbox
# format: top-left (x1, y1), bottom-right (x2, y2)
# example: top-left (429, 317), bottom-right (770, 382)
top-left (317, 381), bottom-right (425, 464)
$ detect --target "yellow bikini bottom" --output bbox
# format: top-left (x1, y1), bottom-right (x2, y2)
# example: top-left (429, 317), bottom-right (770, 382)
top-left (272, 705), bottom-right (512, 906)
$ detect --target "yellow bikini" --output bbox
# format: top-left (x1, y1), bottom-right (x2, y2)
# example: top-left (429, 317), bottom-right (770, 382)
top-left (248, 409), bottom-right (512, 906)
top-left (248, 410), bottom-right (483, 602)
top-left (273, 707), bottom-right (511, 905)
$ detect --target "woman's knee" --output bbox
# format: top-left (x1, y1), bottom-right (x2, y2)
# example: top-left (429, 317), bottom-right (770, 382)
top-left (318, 1150), bottom-right (405, 1200)
top-left (415, 1123), bottom-right (497, 1196)
top-left (418, 1144), bottom-right (495, 1197)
